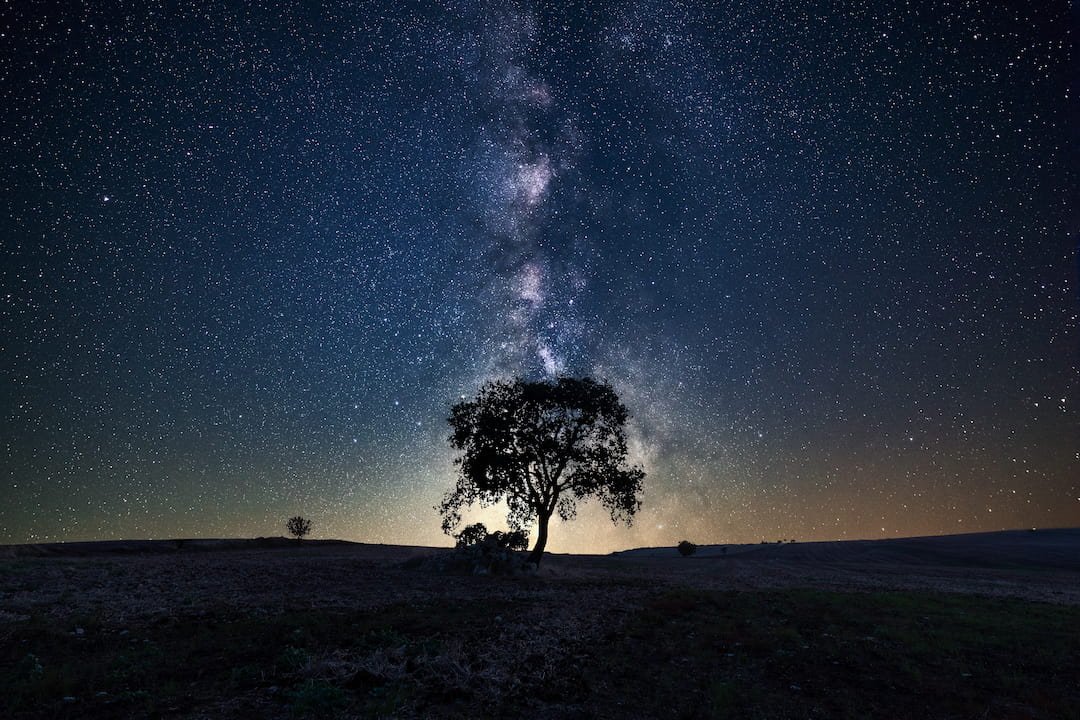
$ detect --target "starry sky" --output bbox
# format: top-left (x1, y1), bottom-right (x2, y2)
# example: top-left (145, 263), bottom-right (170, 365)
top-left (2, 0), bottom-right (1077, 550)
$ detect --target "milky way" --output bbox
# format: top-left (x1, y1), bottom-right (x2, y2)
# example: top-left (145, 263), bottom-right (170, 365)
top-left (2, 0), bottom-right (1077, 550)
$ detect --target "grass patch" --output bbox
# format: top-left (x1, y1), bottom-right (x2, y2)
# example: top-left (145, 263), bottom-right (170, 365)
top-left (0, 599), bottom-right (518, 719)
top-left (285, 679), bottom-right (348, 717)
top-left (2, 586), bottom-right (1077, 719)
top-left (586, 588), bottom-right (1080, 719)
top-left (0, 560), bottom-right (45, 576)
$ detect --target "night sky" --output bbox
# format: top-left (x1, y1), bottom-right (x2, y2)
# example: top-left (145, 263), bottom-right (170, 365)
top-left (2, 1), bottom-right (1077, 551)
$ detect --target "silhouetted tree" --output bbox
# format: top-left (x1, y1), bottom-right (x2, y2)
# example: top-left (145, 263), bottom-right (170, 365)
top-left (439, 376), bottom-right (645, 566)
top-left (677, 540), bottom-right (697, 557)
top-left (286, 515), bottom-right (312, 541)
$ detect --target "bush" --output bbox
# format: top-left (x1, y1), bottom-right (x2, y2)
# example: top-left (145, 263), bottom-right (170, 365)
top-left (456, 523), bottom-right (529, 554)
top-left (677, 540), bottom-right (697, 557)
top-left (414, 525), bottom-right (533, 576)
top-left (492, 529), bottom-right (529, 551)
top-left (454, 522), bottom-right (489, 548)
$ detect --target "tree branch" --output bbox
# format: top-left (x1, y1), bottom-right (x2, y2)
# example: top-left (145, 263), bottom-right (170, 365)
top-left (550, 419), bottom-right (585, 491)
top-left (522, 463), bottom-right (540, 505)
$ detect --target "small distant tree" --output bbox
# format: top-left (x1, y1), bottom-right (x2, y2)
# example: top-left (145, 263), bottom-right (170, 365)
top-left (677, 540), bottom-right (697, 557)
top-left (286, 516), bottom-right (312, 541)
top-left (439, 377), bottom-right (645, 566)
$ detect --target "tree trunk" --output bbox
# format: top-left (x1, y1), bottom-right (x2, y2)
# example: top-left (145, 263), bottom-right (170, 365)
top-left (528, 512), bottom-right (550, 566)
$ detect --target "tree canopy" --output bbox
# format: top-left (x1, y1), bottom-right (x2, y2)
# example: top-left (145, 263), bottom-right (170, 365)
top-left (438, 376), bottom-right (645, 565)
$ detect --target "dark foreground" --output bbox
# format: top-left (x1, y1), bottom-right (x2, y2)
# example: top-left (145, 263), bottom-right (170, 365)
top-left (2, 531), bottom-right (1078, 719)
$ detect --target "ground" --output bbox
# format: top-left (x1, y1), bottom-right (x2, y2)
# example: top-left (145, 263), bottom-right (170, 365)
top-left (1, 530), bottom-right (1078, 719)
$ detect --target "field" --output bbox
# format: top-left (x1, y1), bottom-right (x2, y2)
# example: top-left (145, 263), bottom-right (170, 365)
top-left (2, 530), bottom-right (1078, 719)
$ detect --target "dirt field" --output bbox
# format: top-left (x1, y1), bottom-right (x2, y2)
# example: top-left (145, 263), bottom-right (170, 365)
top-left (2, 530), bottom-right (1078, 718)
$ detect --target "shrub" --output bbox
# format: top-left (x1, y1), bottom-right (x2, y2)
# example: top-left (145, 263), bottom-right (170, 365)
top-left (677, 540), bottom-right (697, 557)
top-left (454, 522), bottom-right (489, 548)
top-left (413, 525), bottom-right (532, 576)
top-left (500, 529), bottom-right (529, 551)
top-left (456, 524), bottom-right (529, 554)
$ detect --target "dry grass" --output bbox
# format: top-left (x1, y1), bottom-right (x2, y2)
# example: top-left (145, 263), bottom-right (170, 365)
top-left (1, 540), bottom-right (1078, 718)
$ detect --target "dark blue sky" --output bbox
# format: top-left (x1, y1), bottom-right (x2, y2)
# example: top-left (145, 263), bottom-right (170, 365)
top-left (2, 0), bottom-right (1077, 549)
